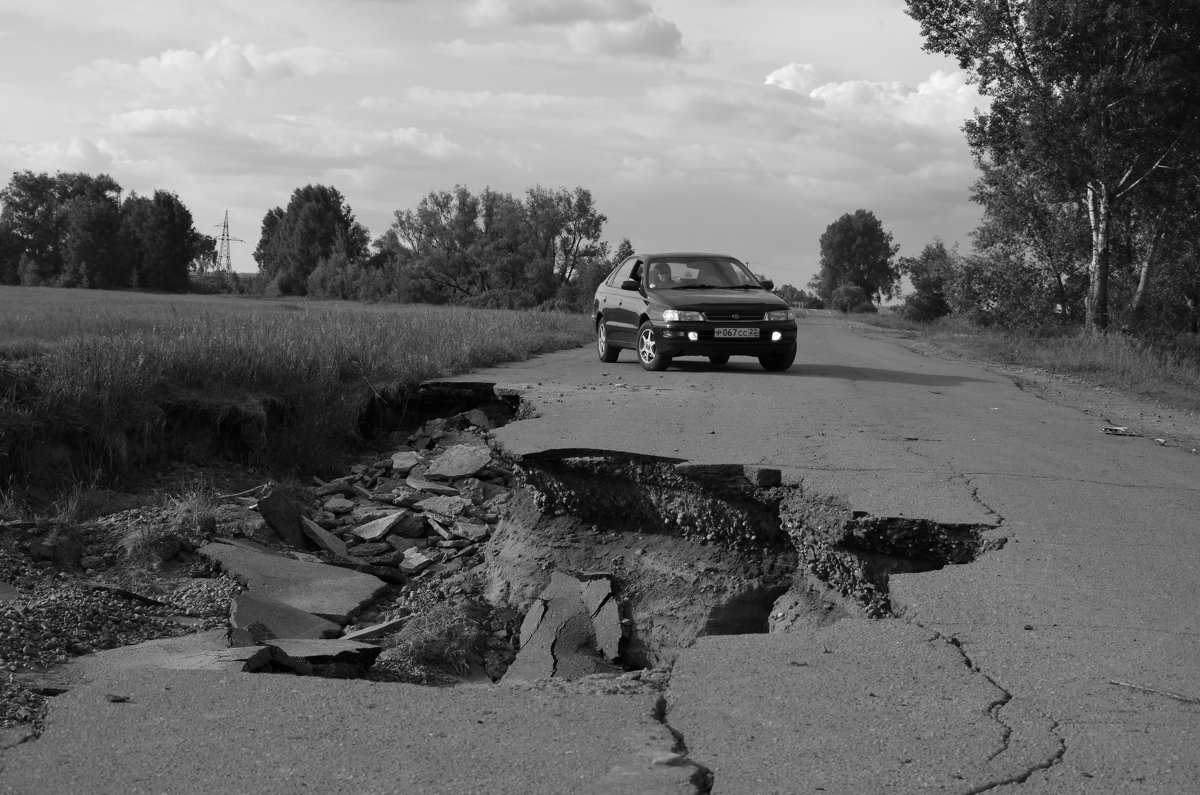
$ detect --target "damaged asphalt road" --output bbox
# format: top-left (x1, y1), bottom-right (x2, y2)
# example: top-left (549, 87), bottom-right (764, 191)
top-left (4, 315), bottom-right (1198, 793)
top-left (450, 316), bottom-right (1199, 793)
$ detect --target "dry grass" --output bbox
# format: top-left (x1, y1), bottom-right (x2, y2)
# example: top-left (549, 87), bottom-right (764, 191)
top-left (0, 286), bottom-right (592, 480)
top-left (850, 312), bottom-right (1200, 415)
top-left (377, 600), bottom-right (489, 683)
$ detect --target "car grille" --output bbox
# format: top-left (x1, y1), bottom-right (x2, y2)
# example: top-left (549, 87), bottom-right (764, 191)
top-left (703, 312), bottom-right (765, 323)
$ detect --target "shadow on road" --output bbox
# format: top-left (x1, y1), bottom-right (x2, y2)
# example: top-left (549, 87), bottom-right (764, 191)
top-left (669, 360), bottom-right (994, 387)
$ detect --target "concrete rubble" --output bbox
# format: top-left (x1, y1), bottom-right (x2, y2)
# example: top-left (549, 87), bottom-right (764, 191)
top-left (179, 412), bottom-right (556, 682)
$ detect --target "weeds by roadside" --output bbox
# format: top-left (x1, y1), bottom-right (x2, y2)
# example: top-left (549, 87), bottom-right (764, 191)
top-left (851, 313), bottom-right (1200, 416)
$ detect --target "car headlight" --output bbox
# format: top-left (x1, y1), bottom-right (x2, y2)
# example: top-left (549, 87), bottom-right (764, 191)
top-left (765, 309), bottom-right (795, 321)
top-left (663, 309), bottom-right (705, 322)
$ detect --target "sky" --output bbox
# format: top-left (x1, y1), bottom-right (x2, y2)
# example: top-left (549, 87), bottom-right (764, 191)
top-left (0, 0), bottom-right (987, 289)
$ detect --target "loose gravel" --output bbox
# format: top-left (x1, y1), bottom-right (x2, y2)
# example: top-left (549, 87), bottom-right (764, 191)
top-left (0, 520), bottom-right (245, 737)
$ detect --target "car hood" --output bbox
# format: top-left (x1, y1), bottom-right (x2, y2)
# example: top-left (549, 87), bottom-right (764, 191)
top-left (651, 287), bottom-right (787, 311)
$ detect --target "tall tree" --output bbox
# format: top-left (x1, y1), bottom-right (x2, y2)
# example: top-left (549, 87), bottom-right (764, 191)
top-left (119, 191), bottom-right (205, 291)
top-left (254, 185), bottom-right (369, 295)
top-left (898, 240), bottom-right (955, 322)
top-left (906, 0), bottom-right (1200, 331)
top-left (816, 210), bottom-right (899, 305)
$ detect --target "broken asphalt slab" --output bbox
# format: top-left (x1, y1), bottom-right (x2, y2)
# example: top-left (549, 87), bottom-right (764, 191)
top-left (0, 668), bottom-right (706, 795)
top-left (199, 541), bottom-right (387, 624)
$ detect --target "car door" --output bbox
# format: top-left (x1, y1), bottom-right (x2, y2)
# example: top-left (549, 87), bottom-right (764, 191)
top-left (600, 256), bottom-right (644, 346)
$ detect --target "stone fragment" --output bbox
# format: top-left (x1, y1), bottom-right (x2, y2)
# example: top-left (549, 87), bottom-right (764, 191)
top-left (341, 616), bottom-right (407, 642)
top-left (405, 473), bottom-right (460, 497)
top-left (0, 582), bottom-right (20, 603)
top-left (745, 466), bottom-right (782, 488)
top-left (229, 592), bottom-right (341, 647)
top-left (450, 520), bottom-right (489, 543)
top-left (391, 451), bottom-right (421, 474)
top-left (389, 487), bottom-right (423, 508)
top-left (464, 407), bottom-right (493, 430)
top-left (300, 516), bottom-right (349, 559)
top-left (386, 536), bottom-right (425, 554)
top-left (348, 541), bottom-right (393, 558)
top-left (502, 572), bottom-right (623, 684)
top-left (323, 496), bottom-right (355, 515)
top-left (199, 541), bottom-right (386, 624)
top-left (427, 519), bottom-right (455, 541)
top-left (349, 511), bottom-right (407, 541)
top-left (80, 555), bottom-right (104, 570)
top-left (255, 489), bottom-right (313, 550)
top-left (398, 548), bottom-right (434, 576)
top-left (390, 512), bottom-right (429, 539)
top-left (426, 444), bottom-right (493, 480)
top-left (414, 495), bottom-right (471, 520)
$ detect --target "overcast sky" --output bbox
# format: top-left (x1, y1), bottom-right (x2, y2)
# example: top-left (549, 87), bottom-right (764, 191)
top-left (0, 0), bottom-right (986, 288)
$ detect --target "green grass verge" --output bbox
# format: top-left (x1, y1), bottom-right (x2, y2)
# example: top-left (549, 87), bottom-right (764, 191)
top-left (851, 312), bottom-right (1200, 415)
top-left (0, 286), bottom-right (592, 487)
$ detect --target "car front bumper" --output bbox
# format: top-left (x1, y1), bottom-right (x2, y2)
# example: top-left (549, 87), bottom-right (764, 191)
top-left (653, 322), bottom-right (797, 358)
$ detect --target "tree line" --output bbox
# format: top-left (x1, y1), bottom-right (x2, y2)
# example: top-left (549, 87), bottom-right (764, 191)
top-left (0, 171), bottom-right (215, 292)
top-left (809, 2), bottom-right (1200, 337)
top-left (253, 183), bottom-right (623, 311)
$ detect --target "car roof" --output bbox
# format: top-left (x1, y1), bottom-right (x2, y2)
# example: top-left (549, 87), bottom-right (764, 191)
top-left (637, 252), bottom-right (742, 260)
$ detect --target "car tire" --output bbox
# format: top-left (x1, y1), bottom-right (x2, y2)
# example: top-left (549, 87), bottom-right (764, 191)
top-left (759, 344), bottom-right (796, 372)
top-left (708, 354), bottom-right (730, 366)
top-left (637, 322), bottom-right (671, 371)
top-left (597, 319), bottom-right (621, 363)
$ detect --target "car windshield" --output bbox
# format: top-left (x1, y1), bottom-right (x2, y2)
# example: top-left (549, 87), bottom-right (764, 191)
top-left (645, 256), bottom-right (761, 289)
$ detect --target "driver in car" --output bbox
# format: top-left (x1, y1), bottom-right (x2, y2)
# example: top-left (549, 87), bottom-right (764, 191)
top-left (648, 262), bottom-right (676, 288)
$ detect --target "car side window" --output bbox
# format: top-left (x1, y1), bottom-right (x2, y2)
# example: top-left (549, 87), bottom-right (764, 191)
top-left (608, 257), bottom-right (640, 287)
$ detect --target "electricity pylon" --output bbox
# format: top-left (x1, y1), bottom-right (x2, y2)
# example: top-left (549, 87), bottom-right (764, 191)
top-left (215, 211), bottom-right (245, 272)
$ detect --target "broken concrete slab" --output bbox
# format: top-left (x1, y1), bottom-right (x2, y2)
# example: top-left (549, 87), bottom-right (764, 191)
top-left (254, 489), bottom-right (313, 550)
top-left (405, 473), bottom-right (460, 496)
top-left (503, 572), bottom-right (622, 683)
top-left (341, 616), bottom-right (407, 642)
top-left (450, 520), bottom-right (489, 543)
top-left (199, 541), bottom-right (386, 624)
top-left (348, 510), bottom-right (407, 541)
top-left (398, 548), bottom-right (435, 576)
top-left (260, 638), bottom-right (382, 675)
top-left (229, 592), bottom-right (342, 647)
top-left (413, 494), bottom-right (471, 520)
top-left (322, 496), bottom-right (355, 515)
top-left (425, 444), bottom-right (493, 480)
top-left (300, 516), bottom-right (349, 559)
top-left (390, 450), bottom-right (421, 474)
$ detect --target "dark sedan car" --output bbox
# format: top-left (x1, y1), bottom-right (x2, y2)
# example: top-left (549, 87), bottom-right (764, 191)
top-left (593, 252), bottom-right (798, 371)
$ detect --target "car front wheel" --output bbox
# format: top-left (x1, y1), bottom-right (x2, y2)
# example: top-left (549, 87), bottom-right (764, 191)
top-left (597, 320), bottom-right (620, 363)
top-left (759, 344), bottom-right (796, 372)
top-left (637, 322), bottom-right (671, 371)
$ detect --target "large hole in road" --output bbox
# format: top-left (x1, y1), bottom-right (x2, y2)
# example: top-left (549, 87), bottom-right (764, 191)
top-left (491, 444), bottom-right (1004, 669)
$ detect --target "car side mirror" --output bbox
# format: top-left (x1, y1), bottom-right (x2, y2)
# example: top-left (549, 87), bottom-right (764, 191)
top-left (621, 278), bottom-right (641, 291)
top-left (759, 279), bottom-right (774, 291)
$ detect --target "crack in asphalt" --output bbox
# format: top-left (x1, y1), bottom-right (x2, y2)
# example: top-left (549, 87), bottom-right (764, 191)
top-left (926, 630), bottom-right (1067, 793)
top-left (653, 695), bottom-right (715, 794)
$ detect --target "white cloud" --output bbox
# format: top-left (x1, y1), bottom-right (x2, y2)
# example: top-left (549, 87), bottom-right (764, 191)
top-left (110, 107), bottom-right (210, 134)
top-left (566, 15), bottom-right (683, 58)
top-left (764, 63), bottom-right (822, 94)
top-left (769, 67), bottom-right (984, 130)
top-left (466, 0), bottom-right (650, 27)
top-left (71, 38), bottom-right (342, 98)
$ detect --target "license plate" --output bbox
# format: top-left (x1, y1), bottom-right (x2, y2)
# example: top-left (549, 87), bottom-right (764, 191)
top-left (714, 327), bottom-right (759, 338)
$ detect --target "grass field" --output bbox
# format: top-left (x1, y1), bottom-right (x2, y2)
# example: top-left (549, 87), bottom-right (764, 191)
top-left (0, 286), bottom-right (592, 489)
